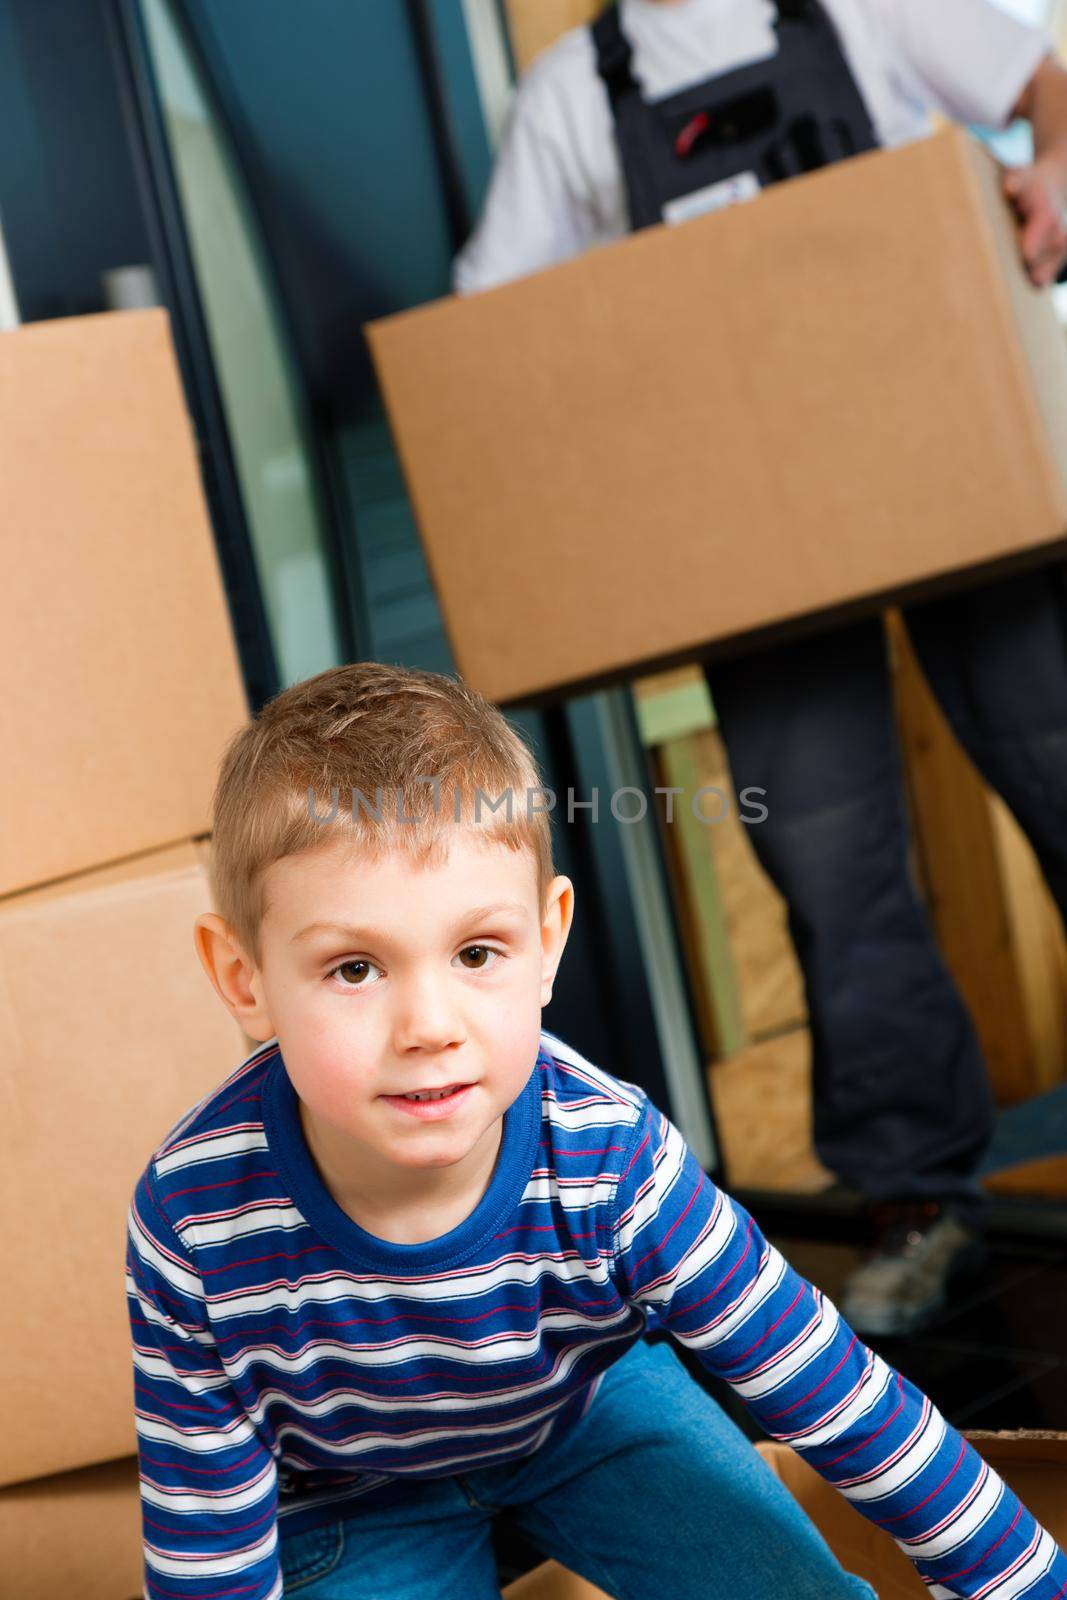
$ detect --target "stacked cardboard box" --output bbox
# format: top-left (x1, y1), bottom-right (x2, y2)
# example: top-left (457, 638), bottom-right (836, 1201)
top-left (0, 310), bottom-right (251, 1597)
top-left (0, 308), bottom-right (618, 1600)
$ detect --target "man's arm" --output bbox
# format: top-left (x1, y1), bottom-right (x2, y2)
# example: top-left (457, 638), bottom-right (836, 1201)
top-left (452, 40), bottom-right (609, 296)
top-left (1004, 53), bottom-right (1067, 287)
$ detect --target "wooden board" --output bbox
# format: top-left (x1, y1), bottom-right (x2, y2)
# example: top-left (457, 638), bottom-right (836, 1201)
top-left (889, 608), bottom-right (1067, 1103)
top-left (707, 1031), bottom-right (833, 1193)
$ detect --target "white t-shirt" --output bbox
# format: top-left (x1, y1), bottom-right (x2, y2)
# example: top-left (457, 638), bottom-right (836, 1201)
top-left (453, 0), bottom-right (1050, 293)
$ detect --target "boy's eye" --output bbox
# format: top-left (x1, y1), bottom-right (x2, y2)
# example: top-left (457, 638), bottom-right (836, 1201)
top-left (455, 945), bottom-right (498, 971)
top-left (327, 959), bottom-right (382, 988)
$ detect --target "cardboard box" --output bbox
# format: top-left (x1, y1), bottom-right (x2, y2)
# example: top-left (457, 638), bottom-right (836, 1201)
top-left (504, 1564), bottom-right (611, 1599)
top-left (0, 1454), bottom-right (609, 1600)
top-left (0, 309), bottom-right (249, 896)
top-left (368, 128), bottom-right (1067, 706)
top-left (0, 838), bottom-right (247, 1486)
top-left (757, 1433), bottom-right (1067, 1598)
top-left (0, 1458), bottom-right (143, 1600)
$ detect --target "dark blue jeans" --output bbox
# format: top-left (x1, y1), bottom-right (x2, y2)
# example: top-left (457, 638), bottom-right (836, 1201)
top-left (707, 563), bottom-right (1067, 1218)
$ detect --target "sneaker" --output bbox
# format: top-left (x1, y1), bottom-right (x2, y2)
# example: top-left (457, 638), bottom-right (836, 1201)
top-left (838, 1202), bottom-right (987, 1339)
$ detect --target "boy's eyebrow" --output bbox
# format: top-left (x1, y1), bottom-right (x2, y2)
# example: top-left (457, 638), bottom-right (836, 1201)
top-left (290, 902), bottom-right (531, 946)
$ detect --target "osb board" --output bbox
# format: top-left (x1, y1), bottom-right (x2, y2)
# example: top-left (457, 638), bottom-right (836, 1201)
top-left (984, 1154), bottom-right (1067, 1198)
top-left (503, 0), bottom-right (601, 73)
top-left (692, 725), bottom-right (807, 1042)
top-left (888, 609), bottom-right (1031, 1100)
top-left (708, 1030), bottom-right (834, 1193)
top-left (988, 791), bottom-right (1067, 1097)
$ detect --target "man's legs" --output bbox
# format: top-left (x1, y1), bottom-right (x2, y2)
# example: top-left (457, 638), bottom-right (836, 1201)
top-left (904, 563), bottom-right (1067, 922)
top-left (707, 620), bottom-right (994, 1215)
top-left (468, 1335), bottom-right (877, 1600)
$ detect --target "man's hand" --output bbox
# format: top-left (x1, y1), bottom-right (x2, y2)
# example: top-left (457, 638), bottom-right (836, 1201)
top-left (1003, 158), bottom-right (1067, 287)
top-left (1007, 54), bottom-right (1067, 288)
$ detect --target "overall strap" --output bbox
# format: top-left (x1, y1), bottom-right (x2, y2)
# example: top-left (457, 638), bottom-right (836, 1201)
top-left (593, 0), bottom-right (815, 105)
top-left (591, 4), bottom-right (639, 106)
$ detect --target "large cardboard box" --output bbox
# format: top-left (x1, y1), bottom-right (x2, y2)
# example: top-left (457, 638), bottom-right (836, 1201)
top-left (0, 310), bottom-right (249, 896)
top-left (368, 127), bottom-right (1067, 706)
top-left (757, 1434), bottom-right (1067, 1598)
top-left (0, 838), bottom-right (246, 1486)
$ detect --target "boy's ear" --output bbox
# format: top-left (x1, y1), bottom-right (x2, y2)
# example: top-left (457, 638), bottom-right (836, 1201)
top-left (540, 875), bottom-right (575, 1007)
top-left (194, 913), bottom-right (275, 1042)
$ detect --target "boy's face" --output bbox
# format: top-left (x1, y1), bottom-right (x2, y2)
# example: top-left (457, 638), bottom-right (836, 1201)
top-left (197, 830), bottom-right (572, 1196)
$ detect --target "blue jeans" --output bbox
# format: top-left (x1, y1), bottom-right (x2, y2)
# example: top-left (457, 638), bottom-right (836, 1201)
top-left (278, 1336), bottom-right (878, 1599)
top-left (709, 563), bottom-right (1067, 1219)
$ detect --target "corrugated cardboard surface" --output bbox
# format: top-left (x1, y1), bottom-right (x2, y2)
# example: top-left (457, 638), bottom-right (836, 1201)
top-left (368, 128), bottom-right (1067, 706)
top-left (0, 1457), bottom-right (143, 1600)
top-left (0, 838), bottom-right (247, 1486)
top-left (757, 1434), bottom-right (1067, 1598)
top-left (0, 309), bottom-right (249, 896)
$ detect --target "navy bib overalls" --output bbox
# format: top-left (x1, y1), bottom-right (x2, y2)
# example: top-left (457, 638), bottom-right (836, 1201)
top-left (592, 0), bottom-right (877, 228)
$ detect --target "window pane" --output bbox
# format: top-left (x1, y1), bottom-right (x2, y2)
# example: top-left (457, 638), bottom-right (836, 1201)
top-left (140, 0), bottom-right (343, 686)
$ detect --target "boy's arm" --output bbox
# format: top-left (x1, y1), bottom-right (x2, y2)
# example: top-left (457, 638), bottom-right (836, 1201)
top-left (611, 1095), bottom-right (1067, 1599)
top-left (127, 1168), bottom-right (283, 1600)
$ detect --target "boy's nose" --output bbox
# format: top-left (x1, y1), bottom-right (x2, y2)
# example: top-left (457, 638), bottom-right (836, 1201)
top-left (390, 972), bottom-right (467, 1055)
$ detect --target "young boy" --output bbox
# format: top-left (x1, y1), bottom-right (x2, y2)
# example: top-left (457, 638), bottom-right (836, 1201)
top-left (127, 661), bottom-right (1066, 1600)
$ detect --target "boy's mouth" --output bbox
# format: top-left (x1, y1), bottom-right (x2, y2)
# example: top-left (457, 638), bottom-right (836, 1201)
top-left (380, 1083), bottom-right (474, 1120)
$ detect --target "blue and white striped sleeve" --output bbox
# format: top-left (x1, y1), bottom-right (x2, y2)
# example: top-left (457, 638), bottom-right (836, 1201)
top-left (610, 1094), bottom-right (1067, 1600)
top-left (126, 1166), bottom-right (282, 1600)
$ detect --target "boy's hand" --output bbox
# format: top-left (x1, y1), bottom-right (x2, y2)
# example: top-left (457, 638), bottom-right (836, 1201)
top-left (1003, 156), bottom-right (1067, 287)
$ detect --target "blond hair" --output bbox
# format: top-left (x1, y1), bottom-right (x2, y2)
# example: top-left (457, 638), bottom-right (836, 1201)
top-left (207, 662), bottom-right (556, 966)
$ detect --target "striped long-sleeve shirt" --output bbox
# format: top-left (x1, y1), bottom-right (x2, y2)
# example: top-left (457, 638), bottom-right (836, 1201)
top-left (126, 1029), bottom-right (1067, 1600)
